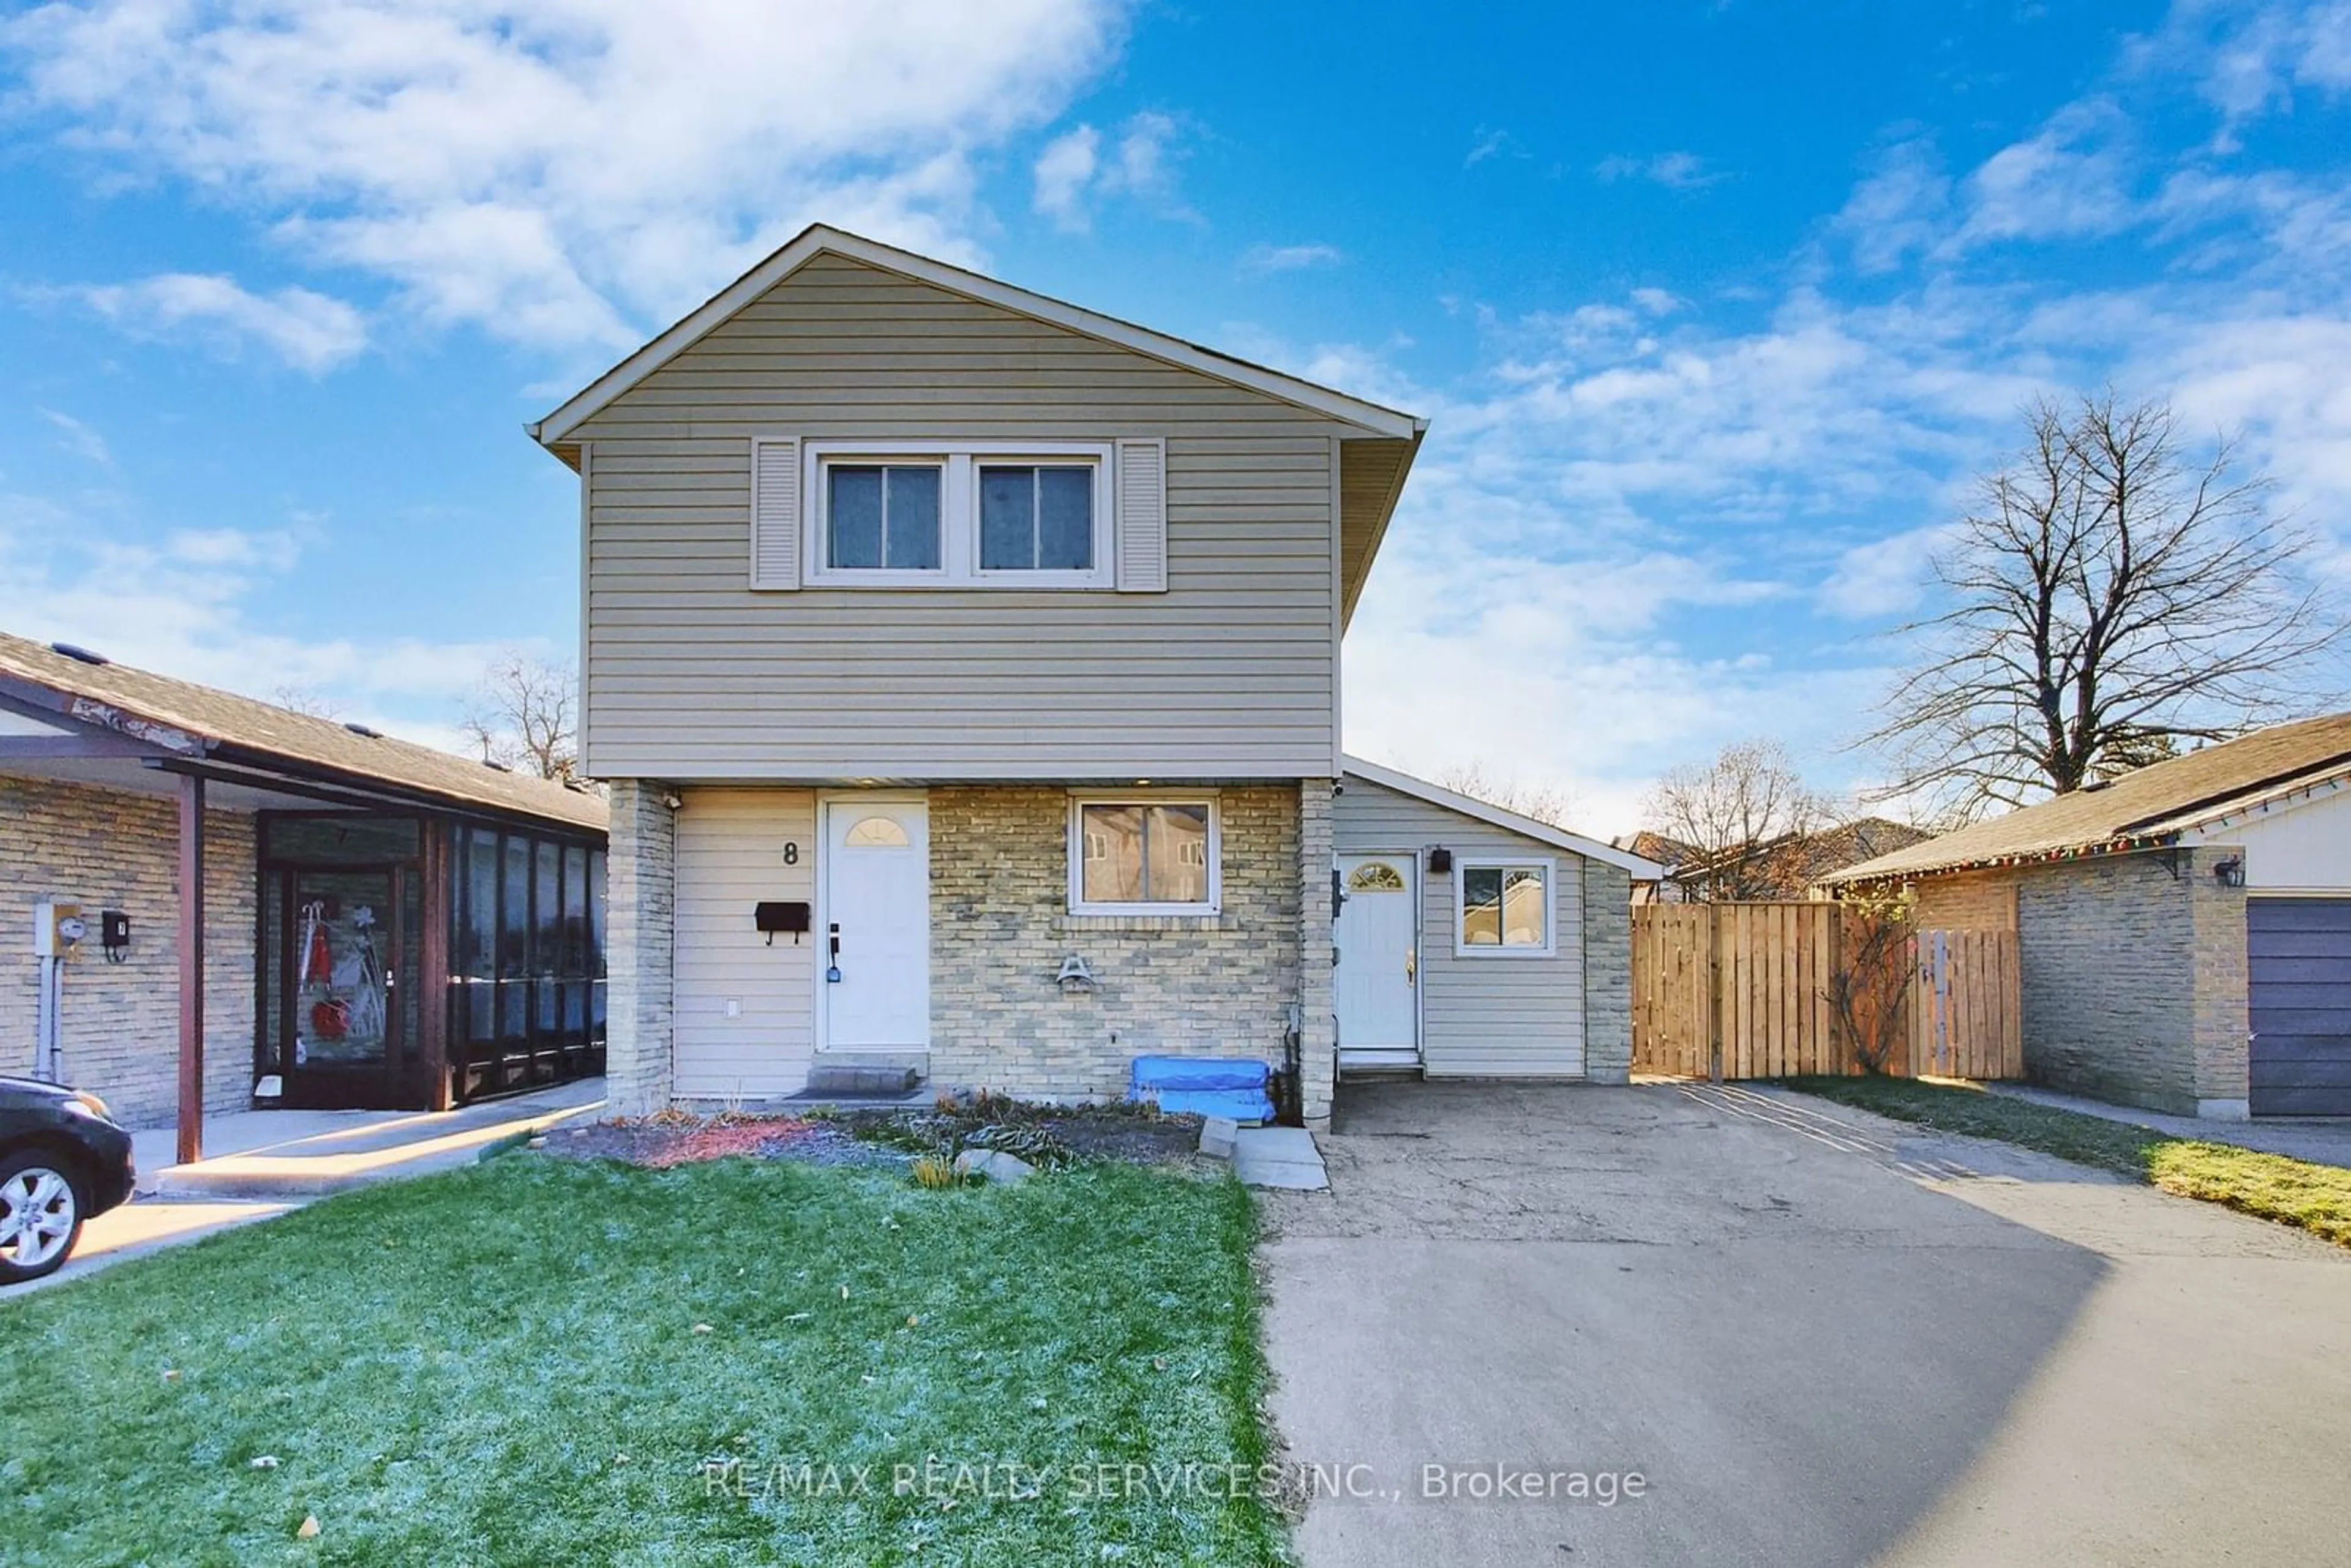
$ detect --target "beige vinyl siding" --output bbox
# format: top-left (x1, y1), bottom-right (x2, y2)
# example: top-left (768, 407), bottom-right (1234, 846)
top-left (576, 252), bottom-right (1349, 779)
top-left (672, 787), bottom-right (817, 1097)
top-left (1334, 776), bottom-right (1587, 1076)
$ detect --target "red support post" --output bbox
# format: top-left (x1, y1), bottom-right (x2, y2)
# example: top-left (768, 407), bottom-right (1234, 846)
top-left (176, 771), bottom-right (206, 1166)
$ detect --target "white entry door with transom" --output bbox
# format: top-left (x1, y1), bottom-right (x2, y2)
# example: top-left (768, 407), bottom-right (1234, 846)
top-left (822, 798), bottom-right (930, 1050)
top-left (1335, 854), bottom-right (1419, 1062)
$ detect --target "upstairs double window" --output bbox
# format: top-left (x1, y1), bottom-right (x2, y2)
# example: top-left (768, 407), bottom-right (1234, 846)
top-left (807, 442), bottom-right (1115, 588)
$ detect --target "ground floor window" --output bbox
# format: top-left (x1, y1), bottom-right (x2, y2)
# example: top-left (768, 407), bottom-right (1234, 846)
top-left (1457, 858), bottom-right (1554, 955)
top-left (1069, 795), bottom-right (1220, 914)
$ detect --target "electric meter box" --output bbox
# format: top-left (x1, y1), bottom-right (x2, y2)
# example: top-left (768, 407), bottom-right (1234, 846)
top-left (34, 900), bottom-right (86, 959)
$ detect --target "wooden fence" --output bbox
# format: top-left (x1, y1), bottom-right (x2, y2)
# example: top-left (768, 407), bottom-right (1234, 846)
top-left (1632, 902), bottom-right (2022, 1081)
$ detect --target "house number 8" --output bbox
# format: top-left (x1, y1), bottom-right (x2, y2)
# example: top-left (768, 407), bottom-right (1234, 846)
top-left (782, 842), bottom-right (799, 865)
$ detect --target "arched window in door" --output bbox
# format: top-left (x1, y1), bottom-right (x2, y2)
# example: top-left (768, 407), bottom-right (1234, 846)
top-left (1348, 860), bottom-right (1407, 893)
top-left (843, 817), bottom-right (911, 847)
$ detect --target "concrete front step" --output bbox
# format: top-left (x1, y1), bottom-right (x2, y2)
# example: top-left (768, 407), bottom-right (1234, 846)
top-left (804, 1063), bottom-right (923, 1096)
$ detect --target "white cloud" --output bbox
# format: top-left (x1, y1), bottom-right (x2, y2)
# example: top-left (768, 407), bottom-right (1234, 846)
top-left (1831, 137), bottom-right (1952, 274)
top-left (50, 273), bottom-right (368, 371)
top-left (1030, 110), bottom-right (1191, 231)
top-left (37, 408), bottom-right (111, 465)
top-left (1240, 242), bottom-right (1342, 273)
top-left (1033, 124), bottom-right (1101, 228)
top-left (4, 0), bottom-right (1129, 348)
top-left (1817, 523), bottom-right (1954, 620)
top-left (0, 494), bottom-right (525, 751)
top-left (1594, 151), bottom-right (1728, 190)
top-left (1948, 99), bottom-right (2139, 250)
top-left (2131, 0), bottom-right (2351, 141)
top-left (1464, 126), bottom-right (1522, 167)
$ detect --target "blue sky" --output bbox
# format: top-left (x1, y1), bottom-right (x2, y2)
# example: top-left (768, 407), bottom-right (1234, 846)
top-left (3, 0), bottom-right (2348, 832)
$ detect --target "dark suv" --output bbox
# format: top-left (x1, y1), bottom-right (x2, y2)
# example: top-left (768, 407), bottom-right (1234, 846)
top-left (1, 1076), bottom-right (136, 1284)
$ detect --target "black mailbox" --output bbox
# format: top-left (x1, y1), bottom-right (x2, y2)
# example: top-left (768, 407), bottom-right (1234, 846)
top-left (754, 901), bottom-right (812, 945)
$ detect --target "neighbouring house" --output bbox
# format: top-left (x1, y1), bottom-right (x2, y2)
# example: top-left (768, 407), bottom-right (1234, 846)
top-left (529, 223), bottom-right (1659, 1127)
top-left (1823, 711), bottom-right (2351, 1119)
top-left (0, 632), bottom-right (609, 1156)
top-left (1623, 819), bottom-right (1930, 903)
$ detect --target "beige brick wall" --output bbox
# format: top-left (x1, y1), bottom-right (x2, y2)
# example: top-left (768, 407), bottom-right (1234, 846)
top-left (605, 778), bottom-right (677, 1116)
top-left (2011, 847), bottom-right (2249, 1116)
top-left (1913, 870), bottom-right (2018, 931)
top-left (929, 784), bottom-right (1303, 1103)
top-left (1297, 779), bottom-right (1335, 1125)
top-left (0, 774), bottom-right (256, 1129)
top-left (1581, 858), bottom-right (1633, 1082)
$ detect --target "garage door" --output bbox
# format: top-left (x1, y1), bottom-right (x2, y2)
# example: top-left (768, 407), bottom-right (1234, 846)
top-left (2247, 898), bottom-right (2351, 1117)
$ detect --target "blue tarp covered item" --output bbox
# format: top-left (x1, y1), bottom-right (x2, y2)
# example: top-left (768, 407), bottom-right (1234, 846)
top-left (1128, 1055), bottom-right (1275, 1123)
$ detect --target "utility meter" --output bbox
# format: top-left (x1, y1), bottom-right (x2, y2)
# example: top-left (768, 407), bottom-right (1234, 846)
top-left (34, 900), bottom-right (86, 959)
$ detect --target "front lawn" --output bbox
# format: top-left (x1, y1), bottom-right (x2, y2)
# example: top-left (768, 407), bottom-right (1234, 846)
top-left (1782, 1075), bottom-right (2351, 1247)
top-left (1, 1155), bottom-right (1288, 1566)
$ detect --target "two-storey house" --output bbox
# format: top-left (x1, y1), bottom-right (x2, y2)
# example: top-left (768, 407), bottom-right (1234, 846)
top-left (532, 227), bottom-right (1649, 1127)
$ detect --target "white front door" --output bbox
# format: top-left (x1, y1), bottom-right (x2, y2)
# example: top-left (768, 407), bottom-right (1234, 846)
top-left (822, 798), bottom-right (930, 1050)
top-left (1335, 853), bottom-right (1419, 1058)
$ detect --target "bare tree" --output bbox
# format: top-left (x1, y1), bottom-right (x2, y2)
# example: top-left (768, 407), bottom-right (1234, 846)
top-left (460, 653), bottom-right (579, 780)
top-left (269, 683), bottom-right (340, 719)
top-left (1864, 392), bottom-right (2344, 818)
top-left (1644, 739), bottom-right (1833, 901)
top-left (1433, 759), bottom-right (1581, 828)
top-left (1824, 885), bottom-right (1913, 1074)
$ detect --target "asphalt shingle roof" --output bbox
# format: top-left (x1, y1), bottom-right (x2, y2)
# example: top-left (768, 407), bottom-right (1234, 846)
top-left (0, 630), bottom-right (606, 833)
top-left (1826, 711), bottom-right (2351, 885)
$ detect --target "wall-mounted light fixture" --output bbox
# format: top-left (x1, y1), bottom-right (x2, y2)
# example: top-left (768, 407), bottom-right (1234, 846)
top-left (2212, 855), bottom-right (2245, 888)
top-left (1427, 846), bottom-right (1452, 874)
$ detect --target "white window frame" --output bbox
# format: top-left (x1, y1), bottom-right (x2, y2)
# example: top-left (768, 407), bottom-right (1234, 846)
top-left (1453, 856), bottom-right (1557, 958)
top-left (1068, 792), bottom-right (1223, 915)
top-left (804, 440), bottom-right (1116, 588)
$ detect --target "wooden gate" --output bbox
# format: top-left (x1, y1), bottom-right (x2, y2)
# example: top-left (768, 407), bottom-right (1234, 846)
top-left (1632, 902), bottom-right (2022, 1080)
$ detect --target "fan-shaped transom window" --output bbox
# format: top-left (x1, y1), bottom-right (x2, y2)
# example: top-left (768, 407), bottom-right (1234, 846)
top-left (1348, 861), bottom-right (1407, 893)
top-left (843, 817), bottom-right (911, 848)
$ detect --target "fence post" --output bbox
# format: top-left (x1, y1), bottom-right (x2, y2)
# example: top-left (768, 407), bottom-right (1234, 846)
top-left (1706, 905), bottom-right (1724, 1083)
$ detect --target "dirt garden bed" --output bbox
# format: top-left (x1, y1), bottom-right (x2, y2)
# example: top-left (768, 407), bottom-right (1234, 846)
top-left (539, 1093), bottom-right (1210, 1172)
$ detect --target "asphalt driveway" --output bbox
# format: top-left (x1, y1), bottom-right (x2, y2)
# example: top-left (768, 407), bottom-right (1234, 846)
top-left (1259, 1081), bottom-right (2351, 1567)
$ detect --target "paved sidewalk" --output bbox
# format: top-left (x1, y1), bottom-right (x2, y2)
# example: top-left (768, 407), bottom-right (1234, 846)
top-left (1985, 1082), bottom-right (2351, 1167)
top-left (6, 1197), bottom-right (293, 1297)
top-left (136, 1078), bottom-right (606, 1198)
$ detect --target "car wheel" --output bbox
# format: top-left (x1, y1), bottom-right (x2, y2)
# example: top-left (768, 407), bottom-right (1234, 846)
top-left (0, 1152), bottom-right (85, 1285)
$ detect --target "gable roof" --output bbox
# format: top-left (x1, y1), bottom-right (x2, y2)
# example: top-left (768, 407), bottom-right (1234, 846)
top-left (530, 224), bottom-right (1426, 446)
top-left (0, 631), bottom-right (606, 833)
top-left (1342, 756), bottom-right (1666, 876)
top-left (1617, 829), bottom-right (1695, 872)
top-left (1825, 711), bottom-right (2351, 885)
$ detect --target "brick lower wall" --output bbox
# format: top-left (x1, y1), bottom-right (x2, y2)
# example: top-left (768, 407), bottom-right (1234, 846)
top-left (0, 774), bottom-right (256, 1129)
top-left (2011, 848), bottom-right (2248, 1116)
top-left (1582, 859), bottom-right (1633, 1082)
top-left (1912, 870), bottom-right (2018, 931)
top-left (604, 778), bottom-right (677, 1117)
top-left (929, 784), bottom-right (1304, 1104)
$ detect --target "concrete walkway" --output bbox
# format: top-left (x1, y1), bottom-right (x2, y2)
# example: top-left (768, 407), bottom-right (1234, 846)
top-left (137, 1077), bottom-right (606, 1198)
top-left (4, 1081), bottom-right (607, 1297)
top-left (1232, 1125), bottom-right (1329, 1190)
top-left (1259, 1079), bottom-right (2351, 1568)
top-left (1985, 1081), bottom-right (2351, 1167)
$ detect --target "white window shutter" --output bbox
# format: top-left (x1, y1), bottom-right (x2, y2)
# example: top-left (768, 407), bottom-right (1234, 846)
top-left (751, 437), bottom-right (802, 590)
top-left (1115, 438), bottom-right (1168, 593)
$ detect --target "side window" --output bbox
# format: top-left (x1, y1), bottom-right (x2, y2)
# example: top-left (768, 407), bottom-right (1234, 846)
top-left (1458, 861), bottom-right (1553, 955)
